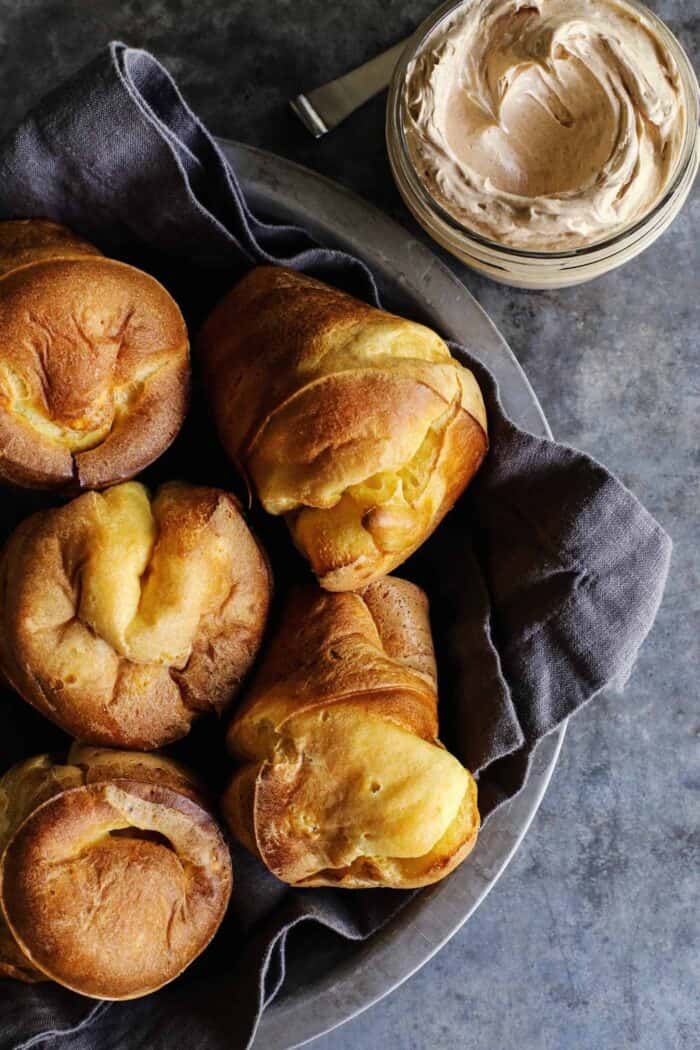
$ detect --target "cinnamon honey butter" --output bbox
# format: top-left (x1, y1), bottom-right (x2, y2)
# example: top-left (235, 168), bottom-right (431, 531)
top-left (404, 0), bottom-right (688, 250)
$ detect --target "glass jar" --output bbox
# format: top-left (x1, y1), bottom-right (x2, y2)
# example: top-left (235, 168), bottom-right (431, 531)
top-left (386, 0), bottom-right (699, 290)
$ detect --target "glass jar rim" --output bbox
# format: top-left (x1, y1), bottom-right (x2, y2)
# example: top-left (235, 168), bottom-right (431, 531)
top-left (387, 0), bottom-right (700, 261)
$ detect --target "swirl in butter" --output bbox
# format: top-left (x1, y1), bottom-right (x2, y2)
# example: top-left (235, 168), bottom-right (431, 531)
top-left (404, 0), bottom-right (687, 249)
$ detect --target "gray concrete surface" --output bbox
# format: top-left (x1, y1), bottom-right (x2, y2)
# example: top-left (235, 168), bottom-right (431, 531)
top-left (0, 2), bottom-right (696, 1048)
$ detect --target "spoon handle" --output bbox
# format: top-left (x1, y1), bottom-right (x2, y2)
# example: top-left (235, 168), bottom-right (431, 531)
top-left (290, 38), bottom-right (409, 138)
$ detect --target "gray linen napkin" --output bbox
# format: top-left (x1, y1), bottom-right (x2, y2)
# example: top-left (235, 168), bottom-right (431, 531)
top-left (0, 43), bottom-right (671, 1050)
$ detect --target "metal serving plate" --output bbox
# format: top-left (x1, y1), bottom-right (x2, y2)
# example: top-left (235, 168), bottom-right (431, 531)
top-left (220, 140), bottom-right (566, 1050)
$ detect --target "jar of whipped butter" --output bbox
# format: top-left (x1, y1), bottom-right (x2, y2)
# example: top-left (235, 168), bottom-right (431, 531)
top-left (386, 0), bottom-right (699, 288)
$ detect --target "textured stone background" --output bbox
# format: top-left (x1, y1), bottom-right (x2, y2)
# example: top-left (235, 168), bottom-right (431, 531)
top-left (0, 2), bottom-right (697, 1048)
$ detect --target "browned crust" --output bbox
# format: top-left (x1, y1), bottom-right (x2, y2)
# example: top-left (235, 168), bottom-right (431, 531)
top-left (0, 775), bottom-right (232, 998)
top-left (0, 220), bottom-right (190, 491)
top-left (199, 266), bottom-right (376, 464)
top-left (198, 265), bottom-right (487, 590)
top-left (0, 219), bottom-right (101, 277)
top-left (66, 742), bottom-right (210, 808)
top-left (74, 351), bottom-right (190, 490)
top-left (0, 482), bottom-right (272, 749)
top-left (227, 579), bottom-right (439, 756)
top-left (223, 577), bottom-right (480, 888)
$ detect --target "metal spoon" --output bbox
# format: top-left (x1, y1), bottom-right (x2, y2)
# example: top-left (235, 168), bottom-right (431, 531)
top-left (290, 37), bottom-right (409, 138)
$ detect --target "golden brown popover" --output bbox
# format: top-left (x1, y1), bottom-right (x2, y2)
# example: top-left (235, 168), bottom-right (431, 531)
top-left (0, 744), bottom-right (232, 998)
top-left (0, 480), bottom-right (272, 748)
top-left (0, 219), bottom-right (189, 489)
top-left (198, 267), bottom-right (488, 591)
top-left (223, 577), bottom-right (479, 888)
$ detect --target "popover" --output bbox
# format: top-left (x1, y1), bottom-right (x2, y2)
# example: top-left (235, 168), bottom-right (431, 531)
top-left (223, 577), bottom-right (479, 888)
top-left (0, 219), bottom-right (189, 489)
top-left (0, 743), bottom-right (232, 998)
top-left (199, 266), bottom-right (488, 591)
top-left (0, 481), bottom-right (272, 748)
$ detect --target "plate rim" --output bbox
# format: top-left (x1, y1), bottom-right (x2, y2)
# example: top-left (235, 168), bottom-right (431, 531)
top-left (218, 139), bottom-right (566, 1050)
